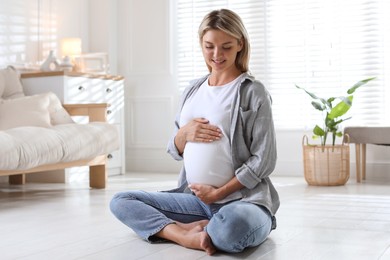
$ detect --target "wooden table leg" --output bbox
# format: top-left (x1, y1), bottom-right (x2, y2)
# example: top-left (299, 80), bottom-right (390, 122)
top-left (355, 144), bottom-right (361, 183)
top-left (89, 165), bottom-right (106, 189)
top-left (362, 143), bottom-right (366, 180)
top-left (9, 174), bottom-right (26, 185)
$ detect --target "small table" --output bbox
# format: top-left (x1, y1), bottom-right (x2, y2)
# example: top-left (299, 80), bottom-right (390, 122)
top-left (344, 127), bottom-right (390, 182)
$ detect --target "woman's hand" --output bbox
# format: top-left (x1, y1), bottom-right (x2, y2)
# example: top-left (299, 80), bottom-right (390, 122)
top-left (174, 118), bottom-right (222, 154)
top-left (188, 183), bottom-right (221, 204)
top-left (182, 118), bottom-right (222, 142)
top-left (189, 177), bottom-right (245, 204)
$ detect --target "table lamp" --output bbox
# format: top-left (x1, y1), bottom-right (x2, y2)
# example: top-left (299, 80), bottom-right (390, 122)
top-left (60, 38), bottom-right (82, 71)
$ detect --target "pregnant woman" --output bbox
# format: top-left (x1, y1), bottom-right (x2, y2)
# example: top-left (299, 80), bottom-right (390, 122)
top-left (110, 9), bottom-right (280, 255)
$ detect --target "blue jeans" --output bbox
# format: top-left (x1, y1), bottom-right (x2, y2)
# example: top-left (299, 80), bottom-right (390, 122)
top-left (110, 190), bottom-right (273, 253)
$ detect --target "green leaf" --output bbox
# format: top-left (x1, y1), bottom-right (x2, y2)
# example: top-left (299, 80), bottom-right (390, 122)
top-left (313, 125), bottom-right (325, 136)
top-left (295, 85), bottom-right (319, 99)
top-left (327, 97), bottom-right (335, 103)
top-left (328, 96), bottom-right (353, 119)
top-left (347, 77), bottom-right (376, 94)
top-left (338, 96), bottom-right (352, 106)
top-left (311, 101), bottom-right (325, 111)
top-left (296, 85), bottom-right (327, 105)
top-left (336, 132), bottom-right (343, 137)
top-left (341, 116), bottom-right (352, 122)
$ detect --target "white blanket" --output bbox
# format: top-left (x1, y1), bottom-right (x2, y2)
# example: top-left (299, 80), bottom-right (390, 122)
top-left (0, 122), bottom-right (119, 170)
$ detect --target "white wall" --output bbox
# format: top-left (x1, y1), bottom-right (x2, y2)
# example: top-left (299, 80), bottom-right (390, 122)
top-left (88, 0), bottom-right (118, 73)
top-left (116, 0), bottom-right (182, 174)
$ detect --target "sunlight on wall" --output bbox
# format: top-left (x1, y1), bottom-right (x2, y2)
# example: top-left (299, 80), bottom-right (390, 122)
top-left (0, 0), bottom-right (57, 69)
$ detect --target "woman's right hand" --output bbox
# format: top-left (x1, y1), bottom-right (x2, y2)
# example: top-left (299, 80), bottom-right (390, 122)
top-left (174, 118), bottom-right (222, 154)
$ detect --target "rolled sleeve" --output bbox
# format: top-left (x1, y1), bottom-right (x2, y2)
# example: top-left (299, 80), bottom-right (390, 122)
top-left (166, 135), bottom-right (183, 161)
top-left (236, 163), bottom-right (261, 189)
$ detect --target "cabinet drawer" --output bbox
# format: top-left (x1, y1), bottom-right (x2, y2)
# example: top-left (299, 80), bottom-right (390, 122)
top-left (66, 77), bottom-right (105, 103)
top-left (105, 79), bottom-right (124, 124)
top-left (106, 105), bottom-right (122, 124)
top-left (107, 149), bottom-right (122, 168)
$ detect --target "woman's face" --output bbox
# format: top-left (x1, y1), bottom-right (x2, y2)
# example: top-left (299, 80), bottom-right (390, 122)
top-left (201, 29), bottom-right (242, 73)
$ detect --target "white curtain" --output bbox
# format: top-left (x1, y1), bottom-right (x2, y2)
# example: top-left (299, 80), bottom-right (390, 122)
top-left (174, 0), bottom-right (390, 129)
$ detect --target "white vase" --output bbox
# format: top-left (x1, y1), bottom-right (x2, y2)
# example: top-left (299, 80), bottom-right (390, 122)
top-left (40, 50), bottom-right (60, 71)
top-left (59, 56), bottom-right (73, 72)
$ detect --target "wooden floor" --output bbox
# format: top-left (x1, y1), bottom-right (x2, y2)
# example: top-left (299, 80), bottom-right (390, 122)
top-left (1, 173), bottom-right (390, 260)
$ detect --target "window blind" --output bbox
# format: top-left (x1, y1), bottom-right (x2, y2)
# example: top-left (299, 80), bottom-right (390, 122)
top-left (174, 0), bottom-right (389, 129)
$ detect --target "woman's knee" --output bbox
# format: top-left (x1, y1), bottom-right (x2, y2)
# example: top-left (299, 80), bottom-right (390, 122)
top-left (110, 192), bottom-right (124, 215)
top-left (206, 202), bottom-right (272, 253)
top-left (109, 191), bottom-right (137, 217)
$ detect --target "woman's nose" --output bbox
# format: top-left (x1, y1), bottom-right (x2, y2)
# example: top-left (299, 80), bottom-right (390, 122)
top-left (213, 47), bottom-right (222, 58)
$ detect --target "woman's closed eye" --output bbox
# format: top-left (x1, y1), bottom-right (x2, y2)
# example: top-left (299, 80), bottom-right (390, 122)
top-left (204, 45), bottom-right (232, 50)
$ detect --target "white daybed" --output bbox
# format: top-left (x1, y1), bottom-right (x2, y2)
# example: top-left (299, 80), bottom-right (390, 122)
top-left (0, 67), bottom-right (119, 188)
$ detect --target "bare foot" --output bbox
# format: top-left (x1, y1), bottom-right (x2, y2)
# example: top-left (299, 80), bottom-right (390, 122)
top-left (156, 222), bottom-right (216, 255)
top-left (176, 219), bottom-right (209, 232)
top-left (182, 230), bottom-right (216, 255)
top-left (199, 230), bottom-right (216, 255)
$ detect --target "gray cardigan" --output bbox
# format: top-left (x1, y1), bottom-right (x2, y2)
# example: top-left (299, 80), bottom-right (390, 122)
top-left (166, 72), bottom-right (280, 217)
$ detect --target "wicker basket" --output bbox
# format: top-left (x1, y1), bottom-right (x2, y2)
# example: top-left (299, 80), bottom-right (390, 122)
top-left (302, 135), bottom-right (350, 186)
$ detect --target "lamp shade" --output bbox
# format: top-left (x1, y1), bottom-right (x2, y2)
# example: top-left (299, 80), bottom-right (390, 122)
top-left (60, 38), bottom-right (82, 57)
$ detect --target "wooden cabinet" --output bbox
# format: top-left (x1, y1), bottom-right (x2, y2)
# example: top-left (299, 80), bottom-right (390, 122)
top-left (21, 71), bottom-right (125, 180)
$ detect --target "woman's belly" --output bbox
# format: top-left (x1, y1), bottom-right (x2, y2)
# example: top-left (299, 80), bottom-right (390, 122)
top-left (184, 137), bottom-right (234, 187)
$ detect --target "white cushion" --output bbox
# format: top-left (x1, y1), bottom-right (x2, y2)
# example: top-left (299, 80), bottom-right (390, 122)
top-left (46, 92), bottom-right (74, 125)
top-left (0, 66), bottom-right (25, 99)
top-left (0, 93), bottom-right (51, 130)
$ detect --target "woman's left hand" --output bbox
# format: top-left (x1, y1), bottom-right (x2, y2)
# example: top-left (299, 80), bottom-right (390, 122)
top-left (188, 183), bottom-right (220, 204)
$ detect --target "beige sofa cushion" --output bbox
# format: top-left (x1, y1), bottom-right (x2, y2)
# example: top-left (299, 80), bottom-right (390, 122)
top-left (46, 92), bottom-right (74, 125)
top-left (0, 93), bottom-right (51, 130)
top-left (0, 92), bottom-right (74, 130)
top-left (0, 66), bottom-right (25, 99)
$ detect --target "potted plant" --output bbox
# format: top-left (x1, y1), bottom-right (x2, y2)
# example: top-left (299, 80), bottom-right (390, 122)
top-left (296, 77), bottom-right (375, 185)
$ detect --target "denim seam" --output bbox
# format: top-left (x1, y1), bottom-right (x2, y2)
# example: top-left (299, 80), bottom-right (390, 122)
top-left (156, 206), bottom-right (210, 219)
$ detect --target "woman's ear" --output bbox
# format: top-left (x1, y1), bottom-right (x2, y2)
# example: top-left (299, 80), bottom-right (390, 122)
top-left (237, 38), bottom-right (244, 52)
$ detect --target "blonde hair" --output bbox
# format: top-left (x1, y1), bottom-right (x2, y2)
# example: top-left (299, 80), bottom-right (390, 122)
top-left (198, 9), bottom-right (250, 72)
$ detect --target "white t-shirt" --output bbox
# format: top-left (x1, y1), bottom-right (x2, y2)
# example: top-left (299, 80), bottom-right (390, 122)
top-left (180, 74), bottom-right (244, 203)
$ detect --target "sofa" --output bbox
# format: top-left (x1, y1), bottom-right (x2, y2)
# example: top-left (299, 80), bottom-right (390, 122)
top-left (0, 66), bottom-right (119, 188)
